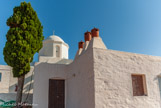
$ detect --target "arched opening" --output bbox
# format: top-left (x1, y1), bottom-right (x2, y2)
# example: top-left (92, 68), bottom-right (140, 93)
top-left (56, 46), bottom-right (60, 57)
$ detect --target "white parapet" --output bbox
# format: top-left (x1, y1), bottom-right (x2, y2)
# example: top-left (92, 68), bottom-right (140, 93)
top-left (88, 37), bottom-right (107, 50)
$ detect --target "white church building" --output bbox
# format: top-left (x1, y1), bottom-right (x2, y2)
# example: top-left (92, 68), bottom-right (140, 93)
top-left (1, 28), bottom-right (161, 108)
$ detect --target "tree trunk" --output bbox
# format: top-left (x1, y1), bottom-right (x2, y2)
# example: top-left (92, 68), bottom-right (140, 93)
top-left (16, 75), bottom-right (25, 108)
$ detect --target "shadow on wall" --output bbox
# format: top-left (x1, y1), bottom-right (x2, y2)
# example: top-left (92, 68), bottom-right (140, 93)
top-left (9, 73), bottom-right (34, 93)
top-left (23, 74), bottom-right (34, 93)
top-left (157, 73), bottom-right (161, 98)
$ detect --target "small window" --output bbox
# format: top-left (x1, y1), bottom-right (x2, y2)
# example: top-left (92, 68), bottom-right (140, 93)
top-left (0, 73), bottom-right (2, 81)
top-left (56, 46), bottom-right (60, 57)
top-left (131, 74), bottom-right (147, 96)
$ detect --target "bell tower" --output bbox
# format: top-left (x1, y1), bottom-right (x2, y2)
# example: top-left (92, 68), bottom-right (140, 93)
top-left (38, 33), bottom-right (69, 63)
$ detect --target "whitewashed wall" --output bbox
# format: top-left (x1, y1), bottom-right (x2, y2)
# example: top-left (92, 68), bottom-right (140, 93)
top-left (94, 49), bottom-right (161, 108)
top-left (33, 63), bottom-right (67, 108)
top-left (33, 48), bottom-right (94, 108)
top-left (9, 66), bottom-right (34, 94)
top-left (62, 44), bottom-right (69, 59)
top-left (39, 42), bottom-right (54, 57)
top-left (0, 65), bottom-right (34, 104)
top-left (0, 65), bottom-right (11, 93)
top-left (66, 48), bottom-right (95, 108)
top-left (33, 36), bottom-right (161, 108)
top-left (39, 40), bottom-right (69, 60)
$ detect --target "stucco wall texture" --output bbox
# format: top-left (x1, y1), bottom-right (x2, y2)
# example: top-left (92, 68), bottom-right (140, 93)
top-left (33, 48), bottom-right (95, 108)
top-left (94, 49), bottom-right (161, 108)
top-left (33, 36), bottom-right (161, 108)
top-left (66, 48), bottom-right (95, 108)
top-left (0, 65), bottom-right (11, 93)
top-left (0, 65), bottom-right (34, 103)
top-left (33, 63), bottom-right (67, 108)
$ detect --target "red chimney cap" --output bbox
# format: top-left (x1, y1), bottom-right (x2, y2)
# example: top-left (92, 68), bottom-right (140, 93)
top-left (91, 27), bottom-right (99, 31)
top-left (78, 40), bottom-right (84, 49)
top-left (91, 27), bottom-right (99, 37)
top-left (84, 31), bottom-right (92, 42)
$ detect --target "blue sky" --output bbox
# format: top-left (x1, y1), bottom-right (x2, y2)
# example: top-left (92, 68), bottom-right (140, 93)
top-left (1, 0), bottom-right (161, 65)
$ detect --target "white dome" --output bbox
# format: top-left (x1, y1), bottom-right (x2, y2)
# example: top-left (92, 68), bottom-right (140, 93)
top-left (45, 35), bottom-right (64, 43)
top-left (39, 33), bottom-right (69, 62)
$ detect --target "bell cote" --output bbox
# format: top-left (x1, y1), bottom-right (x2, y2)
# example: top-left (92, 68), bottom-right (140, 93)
top-left (38, 34), bottom-right (69, 62)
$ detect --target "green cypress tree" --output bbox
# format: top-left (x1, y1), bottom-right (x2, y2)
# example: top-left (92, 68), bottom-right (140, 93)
top-left (3, 2), bottom-right (44, 107)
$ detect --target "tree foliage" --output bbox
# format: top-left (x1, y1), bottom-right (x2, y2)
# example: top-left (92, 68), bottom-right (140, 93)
top-left (3, 2), bottom-right (44, 77)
